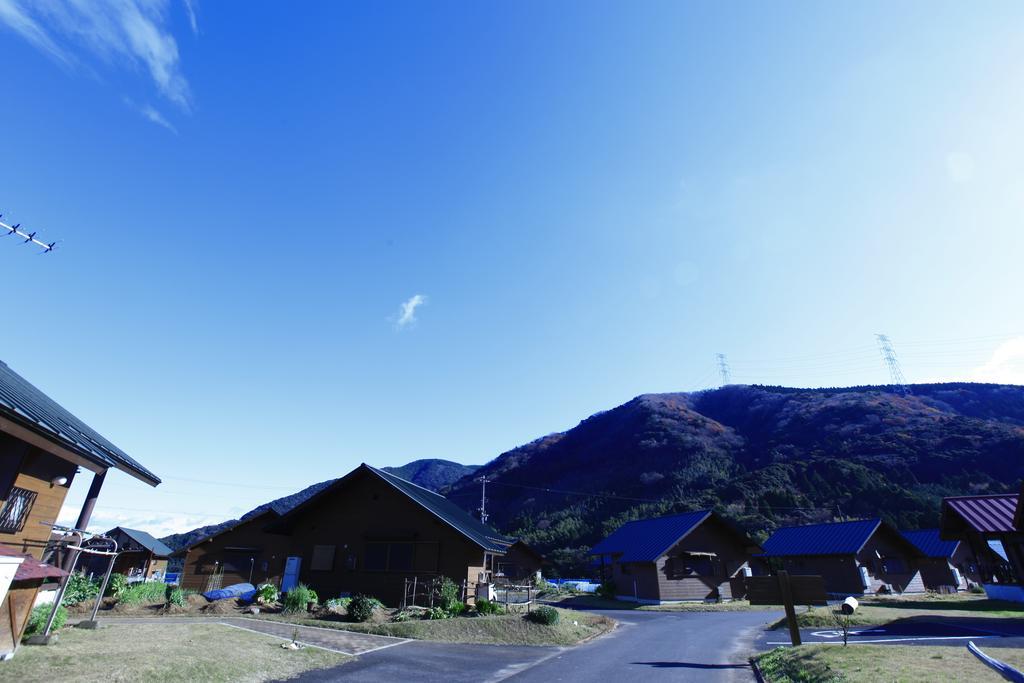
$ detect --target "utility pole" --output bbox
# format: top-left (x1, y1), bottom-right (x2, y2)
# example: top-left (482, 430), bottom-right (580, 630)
top-left (876, 334), bottom-right (910, 394)
top-left (476, 476), bottom-right (489, 523)
top-left (717, 353), bottom-right (731, 386)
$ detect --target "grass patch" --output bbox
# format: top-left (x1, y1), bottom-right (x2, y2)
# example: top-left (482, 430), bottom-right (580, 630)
top-left (117, 581), bottom-right (169, 606)
top-left (770, 594), bottom-right (1024, 630)
top-left (4, 623), bottom-right (346, 682)
top-left (262, 608), bottom-right (615, 646)
top-left (756, 644), bottom-right (1024, 682)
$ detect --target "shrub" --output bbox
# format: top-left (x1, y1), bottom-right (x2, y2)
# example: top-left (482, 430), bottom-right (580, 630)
top-left (105, 573), bottom-right (128, 598)
top-left (282, 584), bottom-right (319, 613)
top-left (347, 594), bottom-right (378, 622)
top-left (256, 583), bottom-right (279, 603)
top-left (425, 606), bottom-right (449, 620)
top-left (475, 598), bottom-right (503, 616)
top-left (970, 584), bottom-right (985, 594)
top-left (447, 600), bottom-right (466, 617)
top-left (434, 577), bottom-right (461, 613)
top-left (62, 573), bottom-right (101, 606)
top-left (119, 581), bottom-right (169, 605)
top-left (23, 604), bottom-right (66, 640)
top-left (166, 586), bottom-right (187, 607)
top-left (597, 580), bottom-right (617, 599)
top-left (527, 606), bottom-right (560, 625)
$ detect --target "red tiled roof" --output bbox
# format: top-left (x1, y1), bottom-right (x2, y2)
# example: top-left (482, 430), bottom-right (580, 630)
top-left (945, 494), bottom-right (1019, 534)
top-left (0, 544), bottom-right (67, 582)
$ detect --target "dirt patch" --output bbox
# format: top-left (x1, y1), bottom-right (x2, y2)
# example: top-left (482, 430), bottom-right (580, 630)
top-left (202, 598), bottom-right (244, 615)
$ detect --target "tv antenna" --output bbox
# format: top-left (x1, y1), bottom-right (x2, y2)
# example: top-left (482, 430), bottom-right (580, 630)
top-left (717, 353), bottom-right (731, 386)
top-left (1, 212), bottom-right (58, 253)
top-left (876, 334), bottom-right (910, 394)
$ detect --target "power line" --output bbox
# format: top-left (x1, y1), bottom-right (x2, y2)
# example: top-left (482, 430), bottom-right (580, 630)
top-left (0, 213), bottom-right (58, 253)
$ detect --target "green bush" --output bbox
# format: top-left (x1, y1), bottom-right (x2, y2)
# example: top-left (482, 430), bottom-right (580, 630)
top-left (282, 584), bottom-right (319, 613)
top-left (970, 584), bottom-right (985, 594)
top-left (475, 598), bottom-right (503, 615)
top-left (105, 573), bottom-right (128, 598)
top-left (597, 580), bottom-right (617, 599)
top-left (62, 573), bottom-right (101, 606)
top-left (23, 604), bottom-right (67, 640)
top-left (166, 586), bottom-right (187, 607)
top-left (434, 577), bottom-right (461, 613)
top-left (118, 581), bottom-right (169, 605)
top-left (527, 606), bottom-right (560, 625)
top-left (256, 583), bottom-right (279, 603)
top-left (447, 600), bottom-right (466, 616)
top-left (347, 594), bottom-right (378, 622)
top-left (425, 606), bottom-right (450, 620)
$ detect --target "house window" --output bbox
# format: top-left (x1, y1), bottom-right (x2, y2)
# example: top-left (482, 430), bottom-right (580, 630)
top-left (389, 543), bottom-right (414, 572)
top-left (311, 545), bottom-right (336, 571)
top-left (0, 486), bottom-right (37, 534)
top-left (414, 542), bottom-right (439, 572)
top-left (364, 543), bottom-right (388, 571)
top-left (363, 542), bottom-right (417, 572)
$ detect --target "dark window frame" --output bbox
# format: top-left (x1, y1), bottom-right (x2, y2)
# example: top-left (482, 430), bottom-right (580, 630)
top-left (0, 486), bottom-right (37, 534)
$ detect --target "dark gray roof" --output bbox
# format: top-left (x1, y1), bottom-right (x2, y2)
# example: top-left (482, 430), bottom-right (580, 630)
top-left (761, 519), bottom-right (881, 557)
top-left (901, 529), bottom-right (959, 559)
top-left (270, 464), bottom-right (513, 553)
top-left (0, 360), bottom-right (160, 486)
top-left (590, 510), bottom-right (713, 562)
top-left (115, 527), bottom-right (174, 557)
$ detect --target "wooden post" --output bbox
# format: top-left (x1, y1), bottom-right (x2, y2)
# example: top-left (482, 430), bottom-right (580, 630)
top-left (777, 570), bottom-right (801, 646)
top-left (411, 576), bottom-right (417, 608)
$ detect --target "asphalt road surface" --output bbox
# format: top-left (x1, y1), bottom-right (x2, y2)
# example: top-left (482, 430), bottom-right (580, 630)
top-left (756, 615), bottom-right (1024, 649)
top-left (288, 608), bottom-right (782, 682)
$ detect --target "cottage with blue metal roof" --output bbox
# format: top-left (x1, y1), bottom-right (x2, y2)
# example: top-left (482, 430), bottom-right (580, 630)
top-left (761, 519), bottom-right (925, 597)
top-left (901, 528), bottom-right (987, 591)
top-left (590, 510), bottom-right (762, 604)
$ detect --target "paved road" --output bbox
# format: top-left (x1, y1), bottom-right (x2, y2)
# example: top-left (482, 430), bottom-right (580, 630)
top-left (756, 616), bottom-right (1024, 649)
top-left (289, 608), bottom-right (782, 682)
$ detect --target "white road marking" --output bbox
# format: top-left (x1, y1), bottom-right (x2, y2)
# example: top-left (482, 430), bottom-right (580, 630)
top-left (486, 648), bottom-right (567, 683)
top-left (234, 615), bottom-right (410, 641)
top-left (767, 635), bottom-right (998, 645)
top-left (216, 621), bottom-right (356, 655)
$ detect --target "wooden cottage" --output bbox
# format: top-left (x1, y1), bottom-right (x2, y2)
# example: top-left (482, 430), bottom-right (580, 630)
top-left (590, 510), bottom-right (762, 604)
top-left (761, 519), bottom-right (925, 597)
top-left (82, 527), bottom-right (173, 582)
top-left (179, 510), bottom-right (291, 593)
top-left (901, 529), bottom-right (986, 591)
top-left (265, 464), bottom-right (527, 606)
top-left (496, 540), bottom-right (544, 583)
top-left (940, 492), bottom-right (1024, 601)
top-left (0, 359), bottom-right (160, 658)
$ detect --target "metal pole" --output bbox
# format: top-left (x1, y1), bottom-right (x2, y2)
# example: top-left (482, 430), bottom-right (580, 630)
top-left (44, 534), bottom-right (81, 637)
top-left (86, 542), bottom-right (120, 625)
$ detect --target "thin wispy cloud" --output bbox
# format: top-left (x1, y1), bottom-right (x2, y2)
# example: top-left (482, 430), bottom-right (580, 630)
top-left (395, 294), bottom-right (427, 329)
top-left (183, 0), bottom-right (198, 36)
top-left (0, 0), bottom-right (193, 117)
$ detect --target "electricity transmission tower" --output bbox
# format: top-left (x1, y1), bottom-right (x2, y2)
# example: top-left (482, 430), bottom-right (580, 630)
top-left (876, 334), bottom-right (910, 394)
top-left (717, 353), bottom-right (731, 386)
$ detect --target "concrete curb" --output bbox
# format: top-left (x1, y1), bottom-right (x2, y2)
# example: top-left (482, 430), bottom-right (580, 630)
top-left (749, 655), bottom-right (767, 683)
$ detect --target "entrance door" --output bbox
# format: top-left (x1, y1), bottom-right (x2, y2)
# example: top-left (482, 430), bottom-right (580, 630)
top-left (282, 556), bottom-right (301, 593)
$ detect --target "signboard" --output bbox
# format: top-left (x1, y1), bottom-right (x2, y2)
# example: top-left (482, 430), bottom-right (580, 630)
top-left (747, 574), bottom-right (828, 606)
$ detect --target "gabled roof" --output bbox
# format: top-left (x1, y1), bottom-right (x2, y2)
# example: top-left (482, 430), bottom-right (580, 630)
top-left (270, 464), bottom-right (513, 554)
top-left (901, 529), bottom-right (959, 559)
top-left (114, 527), bottom-right (174, 557)
top-left (589, 510), bottom-right (755, 563)
top-left (942, 494), bottom-right (1018, 535)
top-left (761, 519), bottom-right (918, 557)
top-left (0, 543), bottom-right (67, 582)
top-left (0, 360), bottom-right (160, 486)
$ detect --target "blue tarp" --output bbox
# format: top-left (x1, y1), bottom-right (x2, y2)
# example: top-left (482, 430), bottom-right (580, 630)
top-left (204, 582), bottom-right (256, 602)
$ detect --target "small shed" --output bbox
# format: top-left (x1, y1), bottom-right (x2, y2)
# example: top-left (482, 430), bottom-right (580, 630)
top-left (590, 510), bottom-right (762, 604)
top-left (82, 527), bottom-right (173, 582)
top-left (901, 529), bottom-right (986, 591)
top-left (761, 519), bottom-right (925, 597)
top-left (494, 540), bottom-right (543, 583)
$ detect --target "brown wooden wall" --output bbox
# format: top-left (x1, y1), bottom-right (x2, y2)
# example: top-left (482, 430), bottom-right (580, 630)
top-left (917, 558), bottom-right (959, 590)
top-left (0, 581), bottom-right (43, 657)
top-left (775, 555), bottom-right (865, 596)
top-left (655, 518), bottom-right (754, 602)
top-left (0, 444), bottom-right (77, 560)
top-left (857, 530), bottom-right (925, 594)
top-left (180, 514), bottom-right (291, 592)
top-left (281, 469), bottom-right (491, 607)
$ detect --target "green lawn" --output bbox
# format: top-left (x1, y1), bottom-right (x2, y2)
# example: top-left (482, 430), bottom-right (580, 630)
top-left (771, 593), bottom-right (1024, 629)
top-left (756, 644), bottom-right (1024, 682)
top-left (2, 623), bottom-right (347, 682)
top-left (261, 608), bottom-right (615, 646)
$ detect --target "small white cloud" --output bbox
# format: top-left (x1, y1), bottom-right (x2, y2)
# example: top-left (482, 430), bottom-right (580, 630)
top-left (970, 337), bottom-right (1024, 385)
top-left (946, 152), bottom-right (975, 184)
top-left (57, 505), bottom-right (227, 537)
top-left (395, 294), bottom-right (427, 329)
top-left (125, 97), bottom-right (178, 133)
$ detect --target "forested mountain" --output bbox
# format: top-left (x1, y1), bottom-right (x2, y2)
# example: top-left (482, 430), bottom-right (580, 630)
top-left (443, 383), bottom-right (1024, 574)
top-left (161, 459), bottom-right (478, 550)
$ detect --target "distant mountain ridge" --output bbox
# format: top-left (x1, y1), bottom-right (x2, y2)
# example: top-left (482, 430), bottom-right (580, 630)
top-left (161, 459), bottom-right (479, 551)
top-left (442, 383), bottom-right (1024, 574)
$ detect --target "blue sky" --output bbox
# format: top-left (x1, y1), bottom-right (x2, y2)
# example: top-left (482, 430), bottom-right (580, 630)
top-left (1, 1), bottom-right (1023, 535)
